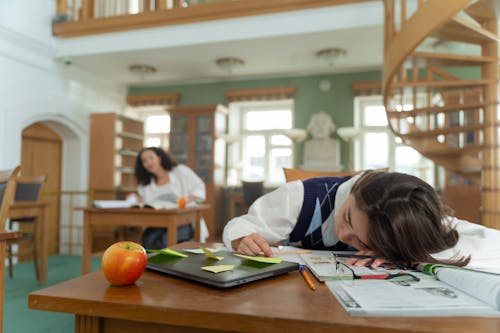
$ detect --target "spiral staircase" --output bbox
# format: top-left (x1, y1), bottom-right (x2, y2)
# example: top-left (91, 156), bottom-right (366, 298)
top-left (382, 0), bottom-right (499, 229)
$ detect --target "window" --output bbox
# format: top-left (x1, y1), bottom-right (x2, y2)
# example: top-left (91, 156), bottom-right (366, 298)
top-left (125, 105), bottom-right (170, 149)
top-left (144, 114), bottom-right (170, 148)
top-left (227, 100), bottom-right (294, 186)
top-left (354, 96), bottom-right (435, 185)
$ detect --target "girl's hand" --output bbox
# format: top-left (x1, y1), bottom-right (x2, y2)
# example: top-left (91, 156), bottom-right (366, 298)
top-left (345, 250), bottom-right (390, 268)
top-left (231, 233), bottom-right (273, 257)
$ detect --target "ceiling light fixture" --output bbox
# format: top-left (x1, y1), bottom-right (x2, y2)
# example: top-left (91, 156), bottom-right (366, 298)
top-left (316, 48), bottom-right (347, 67)
top-left (129, 64), bottom-right (157, 80)
top-left (215, 57), bottom-right (244, 74)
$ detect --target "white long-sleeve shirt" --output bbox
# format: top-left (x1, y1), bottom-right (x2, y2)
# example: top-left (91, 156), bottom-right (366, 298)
top-left (138, 164), bottom-right (206, 203)
top-left (223, 175), bottom-right (359, 249)
top-left (138, 164), bottom-right (209, 242)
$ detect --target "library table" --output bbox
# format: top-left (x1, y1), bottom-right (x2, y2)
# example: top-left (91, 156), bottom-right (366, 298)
top-left (29, 242), bottom-right (500, 333)
top-left (79, 205), bottom-right (209, 274)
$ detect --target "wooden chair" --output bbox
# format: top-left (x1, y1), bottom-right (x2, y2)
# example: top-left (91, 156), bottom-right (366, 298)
top-left (242, 181), bottom-right (264, 212)
top-left (0, 167), bottom-right (21, 230)
top-left (0, 166), bottom-right (22, 333)
top-left (7, 174), bottom-right (47, 280)
top-left (282, 168), bottom-right (360, 182)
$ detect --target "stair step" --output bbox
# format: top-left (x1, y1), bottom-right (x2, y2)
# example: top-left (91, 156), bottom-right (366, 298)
top-left (464, 1), bottom-right (498, 23)
top-left (411, 52), bottom-right (498, 67)
top-left (391, 78), bottom-right (496, 89)
top-left (421, 144), bottom-right (484, 156)
top-left (386, 102), bottom-right (493, 118)
top-left (399, 123), bottom-right (483, 138)
top-left (431, 15), bottom-right (499, 44)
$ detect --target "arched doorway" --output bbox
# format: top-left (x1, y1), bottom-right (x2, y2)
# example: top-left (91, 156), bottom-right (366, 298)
top-left (20, 116), bottom-right (87, 256)
top-left (21, 123), bottom-right (62, 257)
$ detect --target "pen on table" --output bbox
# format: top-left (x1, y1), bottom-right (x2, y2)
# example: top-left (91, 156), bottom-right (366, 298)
top-left (299, 265), bottom-right (316, 291)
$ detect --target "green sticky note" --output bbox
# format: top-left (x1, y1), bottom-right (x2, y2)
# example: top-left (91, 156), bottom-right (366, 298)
top-left (147, 248), bottom-right (188, 258)
top-left (200, 246), bottom-right (224, 260)
top-left (234, 253), bottom-right (283, 264)
top-left (201, 265), bottom-right (234, 273)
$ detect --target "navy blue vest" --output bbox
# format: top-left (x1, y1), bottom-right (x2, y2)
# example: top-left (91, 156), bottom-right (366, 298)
top-left (289, 176), bottom-right (352, 251)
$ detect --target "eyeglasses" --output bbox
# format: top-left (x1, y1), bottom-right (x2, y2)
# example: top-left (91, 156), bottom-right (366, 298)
top-left (334, 255), bottom-right (420, 282)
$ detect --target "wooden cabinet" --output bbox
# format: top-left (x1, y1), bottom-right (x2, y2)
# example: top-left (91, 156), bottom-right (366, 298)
top-left (167, 105), bottom-right (227, 240)
top-left (88, 112), bottom-right (144, 250)
top-left (89, 112), bottom-right (144, 197)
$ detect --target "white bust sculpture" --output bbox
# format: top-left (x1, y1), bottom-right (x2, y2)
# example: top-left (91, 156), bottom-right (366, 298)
top-left (302, 111), bottom-right (342, 171)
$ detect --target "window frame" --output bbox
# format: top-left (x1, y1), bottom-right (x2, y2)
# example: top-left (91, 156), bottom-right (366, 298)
top-left (353, 95), bottom-right (436, 186)
top-left (227, 99), bottom-right (295, 186)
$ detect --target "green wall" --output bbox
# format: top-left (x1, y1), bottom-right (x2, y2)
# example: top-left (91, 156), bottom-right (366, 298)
top-left (129, 70), bottom-right (381, 168)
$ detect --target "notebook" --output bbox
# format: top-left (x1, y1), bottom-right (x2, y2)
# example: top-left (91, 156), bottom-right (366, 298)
top-left (146, 250), bottom-right (300, 288)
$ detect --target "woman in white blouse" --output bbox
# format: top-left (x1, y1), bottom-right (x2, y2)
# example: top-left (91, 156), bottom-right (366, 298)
top-left (132, 147), bottom-right (206, 249)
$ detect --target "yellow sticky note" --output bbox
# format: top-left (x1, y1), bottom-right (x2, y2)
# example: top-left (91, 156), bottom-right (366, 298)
top-left (201, 265), bottom-right (234, 273)
top-left (201, 246), bottom-right (224, 260)
top-left (184, 247), bottom-right (219, 254)
top-left (234, 253), bottom-right (283, 264)
top-left (147, 248), bottom-right (188, 258)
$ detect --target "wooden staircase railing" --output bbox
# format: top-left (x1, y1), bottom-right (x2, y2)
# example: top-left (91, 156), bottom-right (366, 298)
top-left (53, 0), bottom-right (377, 37)
top-left (382, 0), bottom-right (500, 229)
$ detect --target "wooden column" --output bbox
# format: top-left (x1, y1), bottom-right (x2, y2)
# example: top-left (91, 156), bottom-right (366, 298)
top-left (480, 16), bottom-right (500, 229)
top-left (56, 0), bottom-right (68, 16)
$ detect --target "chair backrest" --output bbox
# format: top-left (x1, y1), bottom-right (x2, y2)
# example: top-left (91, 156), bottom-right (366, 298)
top-left (242, 181), bottom-right (264, 207)
top-left (14, 175), bottom-right (47, 202)
top-left (282, 167), bottom-right (390, 182)
top-left (0, 166), bottom-right (21, 230)
top-left (282, 168), bottom-right (360, 182)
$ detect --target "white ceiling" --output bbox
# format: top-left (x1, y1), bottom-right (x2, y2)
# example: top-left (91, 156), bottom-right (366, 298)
top-left (51, 2), bottom-right (392, 86)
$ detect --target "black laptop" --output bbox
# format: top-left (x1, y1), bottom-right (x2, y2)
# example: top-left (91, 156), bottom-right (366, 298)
top-left (146, 250), bottom-right (299, 288)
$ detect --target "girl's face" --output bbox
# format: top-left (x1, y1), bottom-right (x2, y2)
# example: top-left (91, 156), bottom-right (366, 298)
top-left (335, 194), bottom-right (371, 251)
top-left (140, 150), bottom-right (162, 175)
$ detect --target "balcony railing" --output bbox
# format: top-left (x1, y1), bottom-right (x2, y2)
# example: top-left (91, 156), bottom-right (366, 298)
top-left (53, 0), bottom-right (375, 37)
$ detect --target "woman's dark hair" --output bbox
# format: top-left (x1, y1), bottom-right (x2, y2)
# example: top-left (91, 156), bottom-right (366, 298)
top-left (351, 170), bottom-right (470, 267)
top-left (135, 147), bottom-right (178, 186)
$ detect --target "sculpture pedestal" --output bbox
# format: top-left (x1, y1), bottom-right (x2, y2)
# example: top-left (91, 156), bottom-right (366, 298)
top-left (302, 138), bottom-right (342, 171)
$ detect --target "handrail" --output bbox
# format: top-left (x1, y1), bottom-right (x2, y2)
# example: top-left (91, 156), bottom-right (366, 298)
top-left (53, 0), bottom-right (377, 37)
top-left (382, 0), bottom-right (500, 229)
top-left (382, 0), bottom-right (471, 102)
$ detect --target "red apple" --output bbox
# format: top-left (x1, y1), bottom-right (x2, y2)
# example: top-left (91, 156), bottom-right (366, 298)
top-left (101, 241), bottom-right (147, 286)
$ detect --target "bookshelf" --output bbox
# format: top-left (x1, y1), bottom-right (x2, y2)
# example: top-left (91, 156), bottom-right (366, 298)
top-left (88, 112), bottom-right (144, 250)
top-left (167, 105), bottom-right (228, 240)
top-left (89, 112), bottom-right (144, 196)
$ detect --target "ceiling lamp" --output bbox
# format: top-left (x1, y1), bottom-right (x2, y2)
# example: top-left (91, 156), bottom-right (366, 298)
top-left (215, 57), bottom-right (244, 74)
top-left (129, 64), bottom-right (157, 80)
top-left (316, 48), bottom-right (347, 67)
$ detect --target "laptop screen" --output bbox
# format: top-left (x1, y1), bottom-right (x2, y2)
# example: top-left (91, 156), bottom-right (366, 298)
top-left (146, 250), bottom-right (299, 288)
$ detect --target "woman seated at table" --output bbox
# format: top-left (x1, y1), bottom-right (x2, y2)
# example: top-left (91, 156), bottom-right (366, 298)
top-left (128, 147), bottom-right (207, 249)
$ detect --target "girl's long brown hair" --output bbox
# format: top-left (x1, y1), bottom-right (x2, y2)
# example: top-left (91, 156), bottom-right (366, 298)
top-left (351, 171), bottom-right (470, 267)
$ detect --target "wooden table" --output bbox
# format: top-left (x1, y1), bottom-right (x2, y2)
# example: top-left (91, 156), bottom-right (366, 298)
top-left (8, 201), bottom-right (50, 284)
top-left (0, 231), bottom-right (22, 333)
top-left (28, 242), bottom-right (500, 333)
top-left (80, 205), bottom-right (209, 274)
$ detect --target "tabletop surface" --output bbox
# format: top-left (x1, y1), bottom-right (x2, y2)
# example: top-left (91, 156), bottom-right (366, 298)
top-left (28, 243), bottom-right (500, 333)
top-left (76, 204), bottom-right (210, 214)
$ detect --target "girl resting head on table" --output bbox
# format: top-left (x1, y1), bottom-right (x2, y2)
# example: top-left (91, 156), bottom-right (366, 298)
top-left (222, 170), bottom-right (488, 268)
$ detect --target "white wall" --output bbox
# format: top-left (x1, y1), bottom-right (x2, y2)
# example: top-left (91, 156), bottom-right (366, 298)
top-left (0, 0), bottom-right (126, 174)
top-left (0, 0), bottom-right (127, 255)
